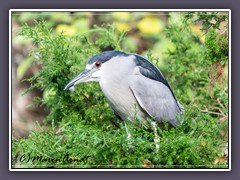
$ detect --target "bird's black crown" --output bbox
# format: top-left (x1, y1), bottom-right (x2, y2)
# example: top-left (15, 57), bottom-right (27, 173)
top-left (87, 51), bottom-right (127, 65)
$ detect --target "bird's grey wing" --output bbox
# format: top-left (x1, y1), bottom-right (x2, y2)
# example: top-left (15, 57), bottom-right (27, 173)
top-left (130, 68), bottom-right (181, 127)
top-left (132, 55), bottom-right (184, 113)
top-left (133, 55), bottom-right (174, 98)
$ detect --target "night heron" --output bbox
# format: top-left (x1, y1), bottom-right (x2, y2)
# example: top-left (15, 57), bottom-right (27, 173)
top-left (64, 51), bottom-right (184, 150)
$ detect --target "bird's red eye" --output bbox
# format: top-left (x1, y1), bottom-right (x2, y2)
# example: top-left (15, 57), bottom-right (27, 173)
top-left (95, 61), bottom-right (102, 68)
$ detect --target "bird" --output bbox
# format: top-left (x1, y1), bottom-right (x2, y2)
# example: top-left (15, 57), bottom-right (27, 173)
top-left (64, 51), bottom-right (184, 150)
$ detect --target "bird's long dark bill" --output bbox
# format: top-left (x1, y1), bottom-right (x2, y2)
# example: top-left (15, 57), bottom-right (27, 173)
top-left (64, 69), bottom-right (93, 90)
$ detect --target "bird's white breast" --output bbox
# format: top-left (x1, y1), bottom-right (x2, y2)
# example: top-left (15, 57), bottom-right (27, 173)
top-left (99, 55), bottom-right (146, 121)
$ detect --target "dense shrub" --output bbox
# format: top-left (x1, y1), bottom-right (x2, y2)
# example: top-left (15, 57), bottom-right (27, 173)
top-left (12, 12), bottom-right (229, 168)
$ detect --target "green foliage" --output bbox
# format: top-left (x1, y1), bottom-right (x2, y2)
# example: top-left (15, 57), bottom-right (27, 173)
top-left (19, 21), bottom-right (126, 128)
top-left (12, 107), bottom-right (227, 168)
top-left (185, 12), bottom-right (228, 31)
top-left (204, 29), bottom-right (228, 63)
top-left (12, 13), bottom-right (229, 169)
top-left (165, 13), bottom-right (228, 109)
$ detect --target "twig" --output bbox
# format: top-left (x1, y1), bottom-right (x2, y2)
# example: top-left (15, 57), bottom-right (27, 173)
top-left (192, 104), bottom-right (227, 117)
top-left (200, 110), bottom-right (225, 117)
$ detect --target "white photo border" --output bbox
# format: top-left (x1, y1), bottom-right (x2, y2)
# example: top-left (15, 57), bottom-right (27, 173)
top-left (9, 9), bottom-right (231, 171)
